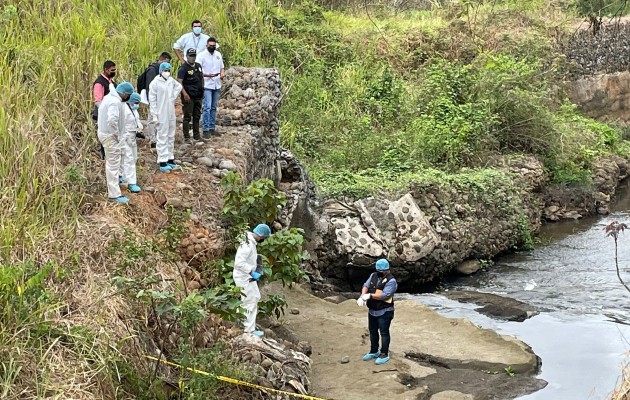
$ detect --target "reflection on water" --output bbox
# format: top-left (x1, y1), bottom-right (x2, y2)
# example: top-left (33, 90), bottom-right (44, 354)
top-left (447, 208), bottom-right (630, 321)
top-left (411, 181), bottom-right (630, 399)
top-left (407, 294), bottom-right (630, 400)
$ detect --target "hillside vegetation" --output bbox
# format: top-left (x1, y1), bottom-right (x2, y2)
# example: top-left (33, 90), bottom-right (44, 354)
top-left (1, 0), bottom-right (629, 398)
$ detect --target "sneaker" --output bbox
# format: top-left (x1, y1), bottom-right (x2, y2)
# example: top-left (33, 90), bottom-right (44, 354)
top-left (118, 176), bottom-right (126, 184)
top-left (109, 196), bottom-right (129, 204)
top-left (252, 330), bottom-right (264, 337)
top-left (159, 164), bottom-right (172, 172)
top-left (202, 131), bottom-right (211, 141)
top-left (183, 137), bottom-right (192, 144)
top-left (362, 352), bottom-right (379, 361)
top-left (375, 355), bottom-right (390, 365)
top-left (128, 184), bottom-right (141, 193)
top-left (193, 134), bottom-right (201, 141)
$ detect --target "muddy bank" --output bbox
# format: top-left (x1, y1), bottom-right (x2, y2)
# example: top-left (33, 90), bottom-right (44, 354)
top-left (275, 284), bottom-right (545, 400)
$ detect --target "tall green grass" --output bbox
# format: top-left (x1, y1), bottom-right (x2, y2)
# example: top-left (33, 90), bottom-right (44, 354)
top-left (0, 1), bottom-right (275, 397)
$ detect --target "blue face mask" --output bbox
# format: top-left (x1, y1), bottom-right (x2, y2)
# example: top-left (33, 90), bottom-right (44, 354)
top-left (132, 104), bottom-right (139, 110)
top-left (192, 26), bottom-right (202, 35)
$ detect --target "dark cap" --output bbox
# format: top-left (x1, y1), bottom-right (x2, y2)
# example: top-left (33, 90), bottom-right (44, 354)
top-left (186, 48), bottom-right (197, 56)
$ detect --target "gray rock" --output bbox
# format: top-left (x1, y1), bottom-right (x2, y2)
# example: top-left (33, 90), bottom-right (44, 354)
top-left (455, 260), bottom-right (481, 275)
top-left (211, 169), bottom-right (222, 178)
top-left (323, 295), bottom-right (346, 304)
top-left (289, 308), bottom-right (300, 315)
top-left (196, 157), bottom-right (215, 167)
top-left (340, 356), bottom-right (350, 364)
top-left (219, 160), bottom-right (238, 171)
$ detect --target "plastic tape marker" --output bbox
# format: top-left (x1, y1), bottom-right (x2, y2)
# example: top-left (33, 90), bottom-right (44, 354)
top-left (144, 355), bottom-right (332, 400)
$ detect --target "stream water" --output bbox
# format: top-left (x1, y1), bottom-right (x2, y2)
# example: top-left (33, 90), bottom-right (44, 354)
top-left (411, 180), bottom-right (630, 400)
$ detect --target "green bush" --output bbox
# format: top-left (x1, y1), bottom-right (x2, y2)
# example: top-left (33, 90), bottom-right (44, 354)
top-left (221, 172), bottom-right (286, 245)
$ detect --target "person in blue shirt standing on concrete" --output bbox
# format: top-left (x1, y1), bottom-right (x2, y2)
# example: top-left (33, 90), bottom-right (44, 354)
top-left (359, 258), bottom-right (398, 365)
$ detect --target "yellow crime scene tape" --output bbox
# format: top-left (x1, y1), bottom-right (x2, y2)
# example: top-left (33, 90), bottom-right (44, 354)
top-left (144, 355), bottom-right (332, 400)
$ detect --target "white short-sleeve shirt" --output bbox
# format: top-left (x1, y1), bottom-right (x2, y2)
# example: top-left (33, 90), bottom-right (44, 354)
top-left (198, 49), bottom-right (225, 90)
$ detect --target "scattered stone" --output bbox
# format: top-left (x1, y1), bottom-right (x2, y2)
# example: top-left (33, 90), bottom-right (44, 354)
top-left (219, 160), bottom-right (238, 171)
top-left (211, 169), bottom-right (222, 178)
top-left (194, 141), bottom-right (205, 147)
top-left (340, 356), bottom-right (350, 364)
top-left (196, 157), bottom-right (215, 167)
top-left (182, 162), bottom-right (193, 168)
top-left (455, 260), bottom-right (481, 276)
top-left (289, 308), bottom-right (300, 315)
top-left (144, 186), bottom-right (155, 193)
top-left (261, 358), bottom-right (273, 369)
top-left (323, 295), bottom-right (346, 304)
top-left (179, 144), bottom-right (191, 152)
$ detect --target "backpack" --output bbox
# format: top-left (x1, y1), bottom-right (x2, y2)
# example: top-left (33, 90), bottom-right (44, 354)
top-left (137, 63), bottom-right (158, 92)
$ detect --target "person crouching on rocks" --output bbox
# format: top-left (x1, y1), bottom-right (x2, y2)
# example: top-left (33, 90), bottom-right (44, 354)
top-left (360, 258), bottom-right (398, 365)
top-left (232, 224), bottom-right (271, 337)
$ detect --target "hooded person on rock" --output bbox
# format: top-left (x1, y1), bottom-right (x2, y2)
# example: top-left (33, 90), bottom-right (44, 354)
top-left (233, 224), bottom-right (271, 337)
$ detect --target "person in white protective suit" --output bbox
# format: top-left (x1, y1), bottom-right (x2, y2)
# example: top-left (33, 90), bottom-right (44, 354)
top-left (233, 224), bottom-right (272, 337)
top-left (97, 81), bottom-right (134, 203)
top-left (148, 62), bottom-right (182, 172)
top-left (119, 92), bottom-right (143, 193)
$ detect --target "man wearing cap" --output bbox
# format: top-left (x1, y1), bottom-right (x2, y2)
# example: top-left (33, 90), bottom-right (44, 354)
top-left (177, 48), bottom-right (204, 143)
top-left (359, 258), bottom-right (398, 365)
top-left (97, 81), bottom-right (135, 204)
top-left (233, 224), bottom-right (272, 337)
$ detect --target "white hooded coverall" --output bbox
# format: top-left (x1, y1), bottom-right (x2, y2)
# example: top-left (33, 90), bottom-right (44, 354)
top-left (120, 104), bottom-right (143, 185)
top-left (233, 232), bottom-right (261, 333)
top-left (96, 90), bottom-right (125, 198)
top-left (148, 75), bottom-right (182, 163)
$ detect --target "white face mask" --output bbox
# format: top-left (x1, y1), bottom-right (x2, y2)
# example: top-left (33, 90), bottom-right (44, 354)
top-left (161, 71), bottom-right (171, 79)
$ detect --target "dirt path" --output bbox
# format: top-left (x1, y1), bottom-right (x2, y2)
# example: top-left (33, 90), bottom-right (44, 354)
top-left (276, 285), bottom-right (545, 400)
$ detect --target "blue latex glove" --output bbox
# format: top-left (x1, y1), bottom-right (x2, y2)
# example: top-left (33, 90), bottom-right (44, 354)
top-left (251, 271), bottom-right (262, 281)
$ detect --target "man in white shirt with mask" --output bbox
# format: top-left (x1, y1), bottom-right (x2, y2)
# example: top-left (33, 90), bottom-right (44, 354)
top-left (173, 20), bottom-right (213, 65)
top-left (198, 37), bottom-right (224, 140)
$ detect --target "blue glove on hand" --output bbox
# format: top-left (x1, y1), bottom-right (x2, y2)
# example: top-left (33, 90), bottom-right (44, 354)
top-left (251, 271), bottom-right (262, 281)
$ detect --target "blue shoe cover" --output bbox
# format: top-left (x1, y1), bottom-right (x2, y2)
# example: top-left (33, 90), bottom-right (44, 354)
top-left (159, 165), bottom-right (172, 172)
top-left (118, 176), bottom-right (126, 184)
top-left (375, 355), bottom-right (390, 365)
top-left (252, 330), bottom-right (264, 337)
top-left (128, 184), bottom-right (141, 193)
top-left (167, 163), bottom-right (179, 169)
top-left (109, 196), bottom-right (129, 204)
top-left (362, 352), bottom-right (379, 361)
